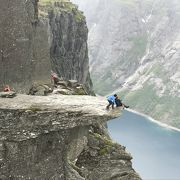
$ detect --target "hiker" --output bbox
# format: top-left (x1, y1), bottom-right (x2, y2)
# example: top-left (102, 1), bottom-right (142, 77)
top-left (51, 71), bottom-right (59, 85)
top-left (0, 85), bottom-right (16, 98)
top-left (3, 85), bottom-right (11, 92)
top-left (115, 96), bottom-right (129, 109)
top-left (106, 94), bottom-right (117, 109)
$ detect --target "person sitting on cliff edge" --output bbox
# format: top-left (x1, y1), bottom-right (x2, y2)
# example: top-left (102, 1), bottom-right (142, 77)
top-left (115, 96), bottom-right (129, 109)
top-left (106, 94), bottom-right (117, 109)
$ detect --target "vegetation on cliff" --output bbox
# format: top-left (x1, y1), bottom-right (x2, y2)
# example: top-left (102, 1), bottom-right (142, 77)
top-left (39, 0), bottom-right (85, 22)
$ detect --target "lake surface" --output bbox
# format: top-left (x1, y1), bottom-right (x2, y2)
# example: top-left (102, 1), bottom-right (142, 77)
top-left (107, 110), bottom-right (180, 180)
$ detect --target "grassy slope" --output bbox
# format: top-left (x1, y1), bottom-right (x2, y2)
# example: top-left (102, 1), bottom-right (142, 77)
top-left (92, 34), bottom-right (148, 95)
top-left (114, 61), bottom-right (180, 128)
top-left (120, 84), bottom-right (180, 128)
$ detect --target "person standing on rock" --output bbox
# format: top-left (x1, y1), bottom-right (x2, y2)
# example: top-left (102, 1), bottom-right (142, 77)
top-left (106, 94), bottom-right (117, 109)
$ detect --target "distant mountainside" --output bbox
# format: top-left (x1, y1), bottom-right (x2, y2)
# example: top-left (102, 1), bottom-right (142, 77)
top-left (71, 0), bottom-right (180, 128)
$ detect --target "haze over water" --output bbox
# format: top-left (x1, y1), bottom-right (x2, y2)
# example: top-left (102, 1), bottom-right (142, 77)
top-left (108, 110), bottom-right (180, 180)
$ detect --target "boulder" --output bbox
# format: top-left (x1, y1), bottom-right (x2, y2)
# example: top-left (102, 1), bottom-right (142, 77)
top-left (0, 91), bottom-right (16, 98)
top-left (74, 86), bottom-right (88, 95)
top-left (53, 89), bottom-right (73, 95)
top-left (28, 84), bottom-right (52, 96)
top-left (57, 80), bottom-right (68, 87)
top-left (68, 80), bottom-right (78, 88)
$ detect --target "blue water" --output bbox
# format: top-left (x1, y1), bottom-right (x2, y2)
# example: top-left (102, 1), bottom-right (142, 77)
top-left (107, 110), bottom-right (180, 180)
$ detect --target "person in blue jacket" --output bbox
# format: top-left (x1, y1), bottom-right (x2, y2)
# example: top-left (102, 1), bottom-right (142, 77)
top-left (106, 94), bottom-right (117, 109)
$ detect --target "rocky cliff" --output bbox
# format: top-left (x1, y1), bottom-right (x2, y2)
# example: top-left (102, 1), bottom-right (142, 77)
top-left (39, 0), bottom-right (93, 94)
top-left (0, 0), bottom-right (93, 94)
top-left (0, 0), bottom-right (51, 93)
top-left (0, 95), bottom-right (140, 179)
top-left (72, 0), bottom-right (180, 128)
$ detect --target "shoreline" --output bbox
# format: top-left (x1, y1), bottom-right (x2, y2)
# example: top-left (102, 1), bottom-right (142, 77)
top-left (126, 109), bottom-right (180, 132)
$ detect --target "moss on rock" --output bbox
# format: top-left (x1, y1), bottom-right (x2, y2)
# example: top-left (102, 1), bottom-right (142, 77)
top-left (39, 0), bottom-right (85, 22)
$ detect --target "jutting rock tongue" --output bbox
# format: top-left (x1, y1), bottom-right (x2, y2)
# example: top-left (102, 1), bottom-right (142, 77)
top-left (0, 95), bottom-right (141, 179)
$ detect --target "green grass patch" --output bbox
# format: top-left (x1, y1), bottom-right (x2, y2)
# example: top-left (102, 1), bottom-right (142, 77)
top-left (93, 133), bottom-right (116, 156)
top-left (39, 0), bottom-right (84, 22)
top-left (28, 105), bottom-right (42, 112)
top-left (99, 147), bottom-right (109, 156)
top-left (93, 133), bottom-right (114, 146)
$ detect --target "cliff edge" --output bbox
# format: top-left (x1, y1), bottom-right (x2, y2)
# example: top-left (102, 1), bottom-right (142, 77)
top-left (0, 95), bottom-right (140, 179)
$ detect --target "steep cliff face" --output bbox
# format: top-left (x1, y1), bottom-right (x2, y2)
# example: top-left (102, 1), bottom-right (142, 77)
top-left (72, 0), bottom-right (180, 127)
top-left (0, 95), bottom-right (140, 179)
top-left (39, 0), bottom-right (93, 94)
top-left (0, 0), bottom-right (93, 94)
top-left (0, 0), bottom-right (51, 93)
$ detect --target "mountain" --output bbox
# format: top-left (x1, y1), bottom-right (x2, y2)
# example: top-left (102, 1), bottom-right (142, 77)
top-left (71, 0), bottom-right (180, 128)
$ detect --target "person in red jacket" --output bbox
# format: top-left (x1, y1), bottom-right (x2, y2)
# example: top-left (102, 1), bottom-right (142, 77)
top-left (51, 71), bottom-right (59, 85)
top-left (3, 85), bottom-right (11, 92)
